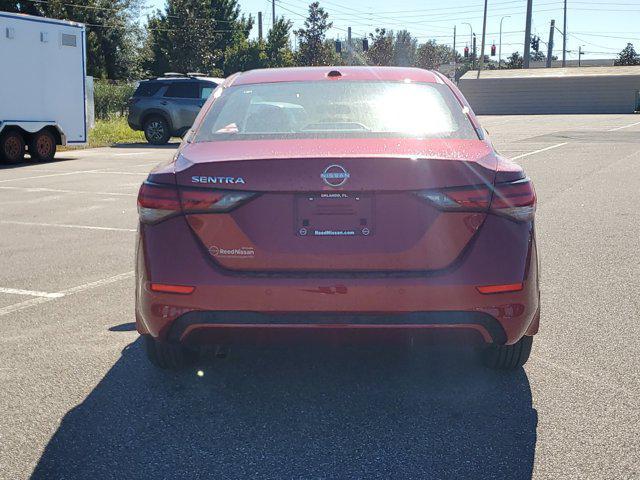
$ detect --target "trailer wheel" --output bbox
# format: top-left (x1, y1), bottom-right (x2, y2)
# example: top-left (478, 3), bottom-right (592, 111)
top-left (143, 116), bottom-right (170, 145)
top-left (28, 130), bottom-right (57, 162)
top-left (0, 130), bottom-right (26, 163)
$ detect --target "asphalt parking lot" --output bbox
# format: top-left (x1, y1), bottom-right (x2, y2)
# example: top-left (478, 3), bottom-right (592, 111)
top-left (1, 115), bottom-right (639, 479)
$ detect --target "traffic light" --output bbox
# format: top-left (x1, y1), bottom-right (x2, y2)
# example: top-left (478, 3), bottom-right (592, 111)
top-left (335, 39), bottom-right (342, 53)
top-left (362, 38), bottom-right (369, 52)
top-left (491, 43), bottom-right (496, 56)
top-left (464, 46), bottom-right (469, 58)
top-left (531, 35), bottom-right (540, 52)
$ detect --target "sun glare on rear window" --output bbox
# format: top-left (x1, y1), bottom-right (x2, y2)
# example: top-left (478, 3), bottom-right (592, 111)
top-left (194, 81), bottom-right (477, 142)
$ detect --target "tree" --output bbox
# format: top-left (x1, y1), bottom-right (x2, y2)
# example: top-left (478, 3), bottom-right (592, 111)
top-left (265, 18), bottom-right (295, 68)
top-left (143, 0), bottom-right (252, 76)
top-left (415, 40), bottom-right (454, 70)
top-left (0, 0), bottom-right (144, 79)
top-left (614, 43), bottom-right (640, 66)
top-left (295, 2), bottom-right (336, 66)
top-left (393, 30), bottom-right (417, 67)
top-left (506, 51), bottom-right (524, 69)
top-left (366, 28), bottom-right (393, 66)
top-left (224, 39), bottom-right (267, 74)
top-left (0, 0), bottom-right (41, 16)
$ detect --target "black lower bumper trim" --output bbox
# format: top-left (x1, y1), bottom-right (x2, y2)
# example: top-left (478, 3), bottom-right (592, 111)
top-left (167, 311), bottom-right (507, 344)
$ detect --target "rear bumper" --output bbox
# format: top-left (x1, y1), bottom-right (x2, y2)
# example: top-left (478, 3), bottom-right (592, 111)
top-left (127, 115), bottom-right (141, 131)
top-left (167, 311), bottom-right (508, 345)
top-left (135, 214), bottom-right (540, 346)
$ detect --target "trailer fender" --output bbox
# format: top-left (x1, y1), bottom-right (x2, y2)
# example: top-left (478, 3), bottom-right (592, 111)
top-left (0, 122), bottom-right (67, 146)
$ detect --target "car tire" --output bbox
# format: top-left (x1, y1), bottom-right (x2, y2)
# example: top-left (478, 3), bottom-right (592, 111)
top-left (0, 129), bottom-right (26, 163)
top-left (28, 130), bottom-right (57, 162)
top-left (143, 334), bottom-right (197, 369)
top-left (143, 116), bottom-right (170, 145)
top-left (483, 335), bottom-right (533, 370)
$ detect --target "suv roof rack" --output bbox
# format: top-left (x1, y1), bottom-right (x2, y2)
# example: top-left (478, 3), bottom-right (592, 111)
top-left (162, 72), bottom-right (187, 78)
top-left (186, 72), bottom-right (206, 77)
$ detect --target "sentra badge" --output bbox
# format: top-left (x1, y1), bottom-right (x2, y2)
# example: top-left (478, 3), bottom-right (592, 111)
top-left (192, 176), bottom-right (245, 184)
top-left (321, 164), bottom-right (349, 187)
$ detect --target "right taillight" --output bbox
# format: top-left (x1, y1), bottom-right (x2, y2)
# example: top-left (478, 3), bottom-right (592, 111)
top-left (414, 178), bottom-right (536, 222)
top-left (490, 178), bottom-right (536, 222)
top-left (137, 182), bottom-right (257, 224)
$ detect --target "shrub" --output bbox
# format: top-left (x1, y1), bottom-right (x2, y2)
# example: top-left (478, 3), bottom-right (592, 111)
top-left (94, 81), bottom-right (136, 120)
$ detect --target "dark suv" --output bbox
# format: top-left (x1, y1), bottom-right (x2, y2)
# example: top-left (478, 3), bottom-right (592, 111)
top-left (127, 74), bottom-right (223, 145)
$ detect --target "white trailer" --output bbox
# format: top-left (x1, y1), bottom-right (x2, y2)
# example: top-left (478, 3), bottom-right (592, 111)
top-left (0, 11), bottom-right (87, 162)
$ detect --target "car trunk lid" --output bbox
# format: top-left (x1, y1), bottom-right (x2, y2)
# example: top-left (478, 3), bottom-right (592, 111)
top-left (175, 138), bottom-right (497, 272)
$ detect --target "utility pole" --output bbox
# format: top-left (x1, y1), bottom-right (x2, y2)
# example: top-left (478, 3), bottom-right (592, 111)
top-left (499, 16), bottom-right (510, 67)
top-left (562, 0), bottom-right (567, 66)
top-left (477, 0), bottom-right (488, 77)
top-left (452, 25), bottom-right (457, 81)
top-left (272, 0), bottom-right (275, 28)
top-left (258, 12), bottom-right (263, 41)
top-left (347, 26), bottom-right (352, 52)
top-left (578, 45), bottom-right (584, 66)
top-left (472, 33), bottom-right (477, 70)
top-left (523, 0), bottom-right (533, 68)
top-left (546, 19), bottom-right (555, 67)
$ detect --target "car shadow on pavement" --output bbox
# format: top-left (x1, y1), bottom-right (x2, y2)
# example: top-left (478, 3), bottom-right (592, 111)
top-left (31, 339), bottom-right (537, 480)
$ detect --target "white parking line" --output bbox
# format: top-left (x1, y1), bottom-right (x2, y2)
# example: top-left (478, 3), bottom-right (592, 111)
top-left (608, 120), bottom-right (640, 132)
top-left (510, 142), bottom-right (568, 160)
top-left (92, 170), bottom-right (148, 175)
top-left (0, 271), bottom-right (134, 317)
top-left (0, 287), bottom-right (64, 298)
top-left (0, 170), bottom-right (146, 183)
top-left (113, 152), bottom-right (156, 157)
top-left (132, 162), bottom-right (161, 167)
top-left (0, 220), bottom-right (136, 232)
top-left (0, 186), bottom-right (136, 196)
top-left (0, 171), bottom-right (97, 183)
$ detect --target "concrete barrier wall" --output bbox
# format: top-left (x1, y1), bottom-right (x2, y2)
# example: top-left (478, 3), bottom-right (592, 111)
top-left (459, 76), bottom-right (640, 114)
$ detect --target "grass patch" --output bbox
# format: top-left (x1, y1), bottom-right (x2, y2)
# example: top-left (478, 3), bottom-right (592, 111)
top-left (87, 117), bottom-right (145, 147)
top-left (61, 116), bottom-right (145, 150)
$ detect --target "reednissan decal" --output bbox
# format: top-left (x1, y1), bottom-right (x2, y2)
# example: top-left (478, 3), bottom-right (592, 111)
top-left (192, 176), bottom-right (245, 184)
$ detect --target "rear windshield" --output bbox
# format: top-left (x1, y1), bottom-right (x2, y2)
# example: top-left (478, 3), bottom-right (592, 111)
top-left (193, 81), bottom-right (478, 142)
top-left (133, 82), bottom-right (162, 97)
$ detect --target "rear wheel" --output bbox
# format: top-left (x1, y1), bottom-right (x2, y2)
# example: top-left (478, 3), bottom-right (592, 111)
top-left (143, 116), bottom-right (170, 145)
top-left (482, 335), bottom-right (533, 370)
top-left (143, 334), bottom-right (197, 369)
top-left (0, 130), bottom-right (25, 163)
top-left (28, 130), bottom-right (57, 162)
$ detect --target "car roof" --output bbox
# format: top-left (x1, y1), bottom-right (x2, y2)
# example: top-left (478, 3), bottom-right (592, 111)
top-left (231, 66), bottom-right (442, 86)
top-left (143, 77), bottom-right (223, 84)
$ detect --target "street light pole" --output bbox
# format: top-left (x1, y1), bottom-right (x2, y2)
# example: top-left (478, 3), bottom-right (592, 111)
top-left (462, 22), bottom-right (473, 59)
top-left (523, 0), bottom-right (533, 68)
top-left (499, 16), bottom-right (510, 67)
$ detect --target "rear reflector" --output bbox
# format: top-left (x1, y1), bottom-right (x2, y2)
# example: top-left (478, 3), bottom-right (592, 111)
top-left (476, 283), bottom-right (523, 294)
top-left (414, 178), bottom-right (536, 222)
top-left (150, 283), bottom-right (195, 294)
top-left (137, 181), bottom-right (257, 224)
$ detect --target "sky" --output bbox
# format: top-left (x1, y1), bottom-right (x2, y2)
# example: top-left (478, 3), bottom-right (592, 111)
top-left (144, 0), bottom-right (640, 60)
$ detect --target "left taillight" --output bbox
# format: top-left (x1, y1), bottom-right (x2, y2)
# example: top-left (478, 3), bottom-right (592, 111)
top-left (138, 182), bottom-right (181, 224)
top-left (414, 178), bottom-right (536, 222)
top-left (137, 182), bottom-right (257, 224)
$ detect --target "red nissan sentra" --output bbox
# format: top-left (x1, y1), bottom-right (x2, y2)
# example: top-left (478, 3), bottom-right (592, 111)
top-left (135, 67), bottom-right (539, 369)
